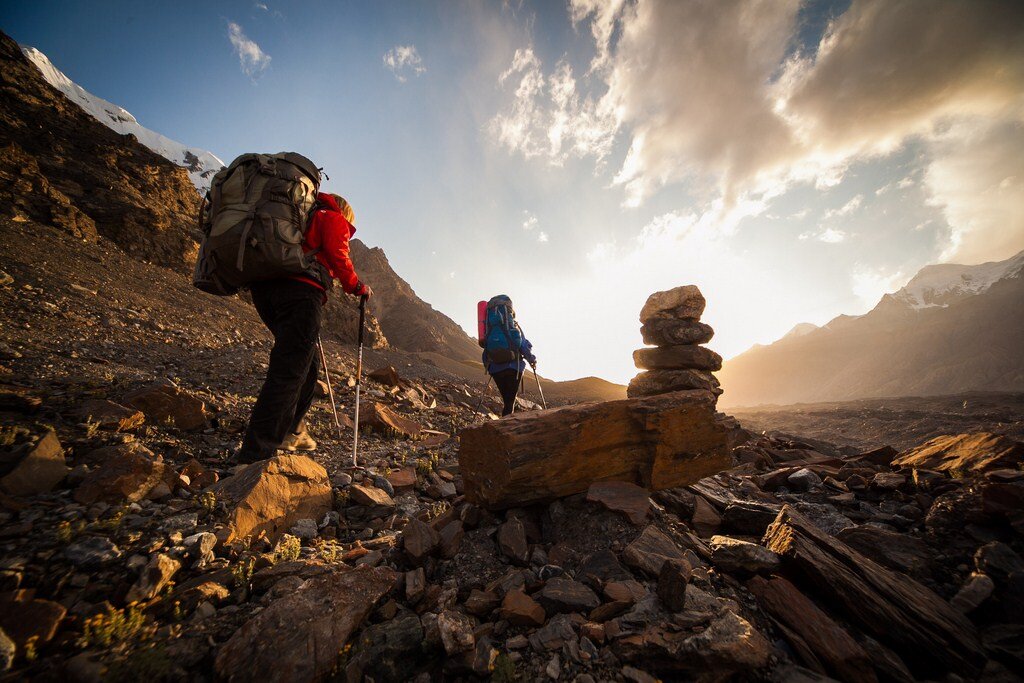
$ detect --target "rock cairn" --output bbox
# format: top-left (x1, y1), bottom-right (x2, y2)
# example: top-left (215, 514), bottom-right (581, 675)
top-left (628, 285), bottom-right (723, 399)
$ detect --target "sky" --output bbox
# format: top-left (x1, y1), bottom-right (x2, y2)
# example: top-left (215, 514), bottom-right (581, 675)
top-left (4, 0), bottom-right (1024, 384)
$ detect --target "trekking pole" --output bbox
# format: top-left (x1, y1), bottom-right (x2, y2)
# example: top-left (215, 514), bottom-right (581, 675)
top-left (317, 336), bottom-right (345, 445)
top-left (532, 364), bottom-right (547, 409)
top-left (474, 374), bottom-right (494, 413)
top-left (351, 294), bottom-right (368, 468)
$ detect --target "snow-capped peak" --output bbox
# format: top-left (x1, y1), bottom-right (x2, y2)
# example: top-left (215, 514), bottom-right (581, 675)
top-left (890, 250), bottom-right (1024, 310)
top-left (21, 45), bottom-right (223, 193)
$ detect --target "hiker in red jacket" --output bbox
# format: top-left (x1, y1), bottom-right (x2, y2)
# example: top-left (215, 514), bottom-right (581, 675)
top-left (236, 193), bottom-right (371, 463)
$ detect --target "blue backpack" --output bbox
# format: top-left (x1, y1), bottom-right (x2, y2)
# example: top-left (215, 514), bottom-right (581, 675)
top-left (483, 295), bottom-right (523, 365)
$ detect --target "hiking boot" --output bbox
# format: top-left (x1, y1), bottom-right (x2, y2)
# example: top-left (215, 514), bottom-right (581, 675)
top-left (280, 429), bottom-right (317, 452)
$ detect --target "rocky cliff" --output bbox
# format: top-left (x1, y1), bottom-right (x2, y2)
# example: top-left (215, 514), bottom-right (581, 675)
top-left (0, 31), bottom-right (201, 271)
top-left (350, 240), bottom-right (482, 363)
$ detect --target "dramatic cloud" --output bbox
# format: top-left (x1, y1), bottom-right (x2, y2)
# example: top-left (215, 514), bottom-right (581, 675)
top-left (383, 45), bottom-right (426, 82)
top-left (781, 1), bottom-right (1024, 161)
top-left (489, 47), bottom-right (616, 162)
top-left (925, 118), bottom-right (1024, 263)
top-left (227, 22), bottom-right (271, 80)
top-left (490, 0), bottom-right (1024, 260)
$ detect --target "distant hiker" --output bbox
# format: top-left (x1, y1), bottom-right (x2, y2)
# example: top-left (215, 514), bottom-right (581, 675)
top-left (480, 295), bottom-right (537, 416)
top-left (192, 152), bottom-right (371, 463)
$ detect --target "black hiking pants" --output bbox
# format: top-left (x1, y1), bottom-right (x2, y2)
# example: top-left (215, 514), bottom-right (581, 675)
top-left (491, 369), bottom-right (521, 417)
top-left (238, 280), bottom-right (323, 462)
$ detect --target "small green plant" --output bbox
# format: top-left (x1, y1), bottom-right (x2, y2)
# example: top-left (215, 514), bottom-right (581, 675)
top-left (231, 557), bottom-right (256, 589)
top-left (105, 644), bottom-right (172, 683)
top-left (492, 652), bottom-right (518, 683)
top-left (83, 416), bottom-right (101, 439)
top-left (56, 519), bottom-right (86, 544)
top-left (197, 490), bottom-right (218, 515)
top-left (415, 458), bottom-right (433, 478)
top-left (426, 501), bottom-right (450, 520)
top-left (273, 535), bottom-right (301, 563)
top-left (23, 636), bottom-right (38, 663)
top-left (314, 539), bottom-right (342, 563)
top-left (89, 505), bottom-right (128, 533)
top-left (78, 604), bottom-right (148, 649)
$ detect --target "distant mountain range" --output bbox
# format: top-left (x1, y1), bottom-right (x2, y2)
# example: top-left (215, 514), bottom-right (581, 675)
top-left (21, 45), bottom-right (223, 193)
top-left (718, 250), bottom-right (1024, 408)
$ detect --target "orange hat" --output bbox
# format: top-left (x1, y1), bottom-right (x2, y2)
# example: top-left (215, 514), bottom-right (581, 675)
top-left (329, 194), bottom-right (355, 225)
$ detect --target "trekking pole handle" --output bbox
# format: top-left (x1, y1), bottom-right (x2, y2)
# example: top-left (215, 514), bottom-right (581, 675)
top-left (357, 294), bottom-right (367, 346)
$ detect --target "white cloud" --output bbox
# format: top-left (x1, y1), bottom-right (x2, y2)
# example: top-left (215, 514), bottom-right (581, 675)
top-left (522, 212), bottom-right (538, 230)
top-left (227, 22), bottom-right (271, 80)
top-left (489, 47), bottom-right (617, 163)
top-left (798, 227), bottom-right (847, 243)
top-left (383, 45), bottom-right (426, 83)
top-left (537, 231), bottom-right (549, 243)
top-left (490, 0), bottom-right (1024, 260)
top-left (925, 117), bottom-right (1024, 263)
top-left (823, 194), bottom-right (863, 220)
top-left (851, 264), bottom-right (910, 311)
top-left (819, 228), bottom-right (847, 243)
top-left (254, 2), bottom-right (268, 10)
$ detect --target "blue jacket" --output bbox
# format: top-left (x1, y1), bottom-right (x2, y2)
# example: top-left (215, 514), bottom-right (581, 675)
top-left (485, 336), bottom-right (536, 375)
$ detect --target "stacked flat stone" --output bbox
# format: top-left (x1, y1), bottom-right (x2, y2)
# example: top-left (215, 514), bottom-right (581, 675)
top-left (627, 285), bottom-right (723, 399)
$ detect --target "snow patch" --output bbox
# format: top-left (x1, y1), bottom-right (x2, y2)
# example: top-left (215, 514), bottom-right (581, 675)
top-left (891, 250), bottom-right (1024, 309)
top-left (21, 46), bottom-right (223, 193)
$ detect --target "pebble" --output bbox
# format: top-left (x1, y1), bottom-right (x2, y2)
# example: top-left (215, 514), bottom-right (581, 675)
top-left (64, 536), bottom-right (121, 568)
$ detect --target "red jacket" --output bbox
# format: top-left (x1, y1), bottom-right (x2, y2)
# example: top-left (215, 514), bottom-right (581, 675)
top-left (293, 193), bottom-right (366, 295)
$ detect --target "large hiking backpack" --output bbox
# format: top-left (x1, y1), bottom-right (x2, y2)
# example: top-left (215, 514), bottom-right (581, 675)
top-left (192, 152), bottom-right (326, 296)
top-left (482, 295), bottom-right (523, 365)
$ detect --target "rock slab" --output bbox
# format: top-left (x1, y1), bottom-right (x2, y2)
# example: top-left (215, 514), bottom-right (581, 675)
top-left (209, 454), bottom-right (331, 544)
top-left (215, 566), bottom-right (397, 683)
top-left (460, 390), bottom-right (731, 509)
top-left (123, 379), bottom-right (206, 431)
top-left (893, 432), bottom-right (1023, 476)
top-left (0, 427), bottom-right (67, 496)
top-left (764, 505), bottom-right (985, 678)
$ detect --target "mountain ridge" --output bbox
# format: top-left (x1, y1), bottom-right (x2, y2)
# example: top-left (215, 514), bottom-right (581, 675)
top-left (718, 250), bottom-right (1024, 408)
top-left (20, 45), bottom-right (224, 193)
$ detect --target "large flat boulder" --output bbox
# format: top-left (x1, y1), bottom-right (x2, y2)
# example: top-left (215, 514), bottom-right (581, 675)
top-left (209, 455), bottom-right (331, 544)
top-left (459, 390), bottom-right (731, 509)
top-left (214, 566), bottom-right (397, 683)
top-left (892, 432), bottom-right (1023, 477)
